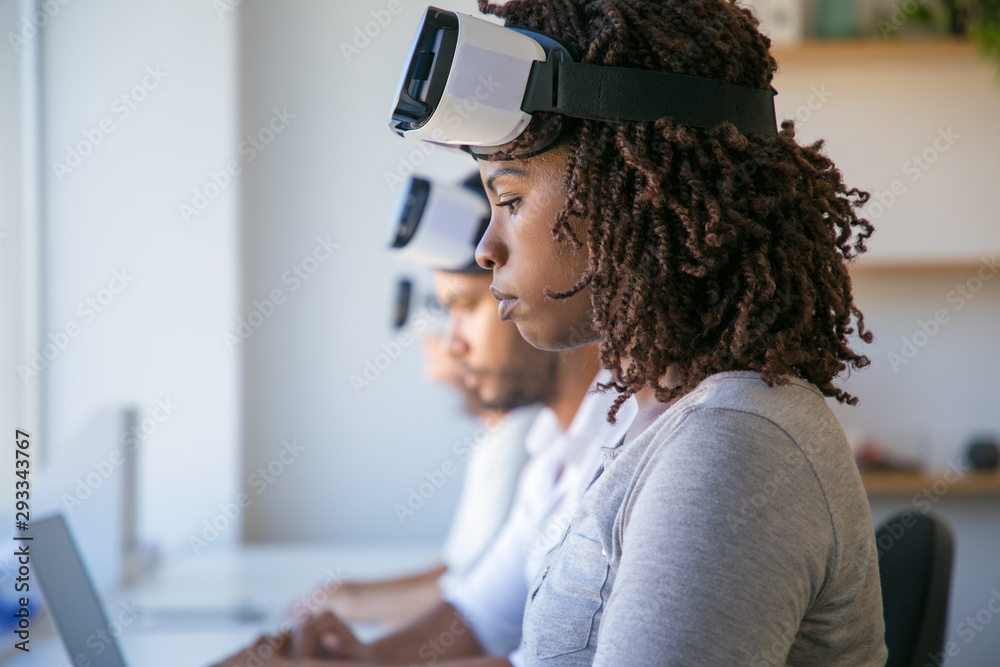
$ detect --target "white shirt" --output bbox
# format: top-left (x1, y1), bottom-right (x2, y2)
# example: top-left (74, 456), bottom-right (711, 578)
top-left (441, 370), bottom-right (637, 664)
top-left (440, 404), bottom-right (540, 581)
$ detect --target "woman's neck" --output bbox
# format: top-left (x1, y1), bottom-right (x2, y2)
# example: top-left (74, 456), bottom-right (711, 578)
top-left (622, 366), bottom-right (682, 447)
top-left (548, 344), bottom-right (601, 432)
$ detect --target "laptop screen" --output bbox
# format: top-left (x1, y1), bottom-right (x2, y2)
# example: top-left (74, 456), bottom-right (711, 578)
top-left (30, 514), bottom-right (128, 667)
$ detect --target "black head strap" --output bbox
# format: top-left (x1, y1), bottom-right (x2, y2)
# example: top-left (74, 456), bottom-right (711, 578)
top-left (519, 40), bottom-right (779, 138)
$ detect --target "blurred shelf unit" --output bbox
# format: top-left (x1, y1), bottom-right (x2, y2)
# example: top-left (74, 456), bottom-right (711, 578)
top-left (772, 36), bottom-right (980, 62)
top-left (847, 257), bottom-right (999, 275)
top-left (862, 469), bottom-right (1000, 495)
top-left (769, 34), bottom-right (1000, 267)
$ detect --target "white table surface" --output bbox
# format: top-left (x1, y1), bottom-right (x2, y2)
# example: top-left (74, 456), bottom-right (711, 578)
top-left (0, 542), bottom-right (441, 667)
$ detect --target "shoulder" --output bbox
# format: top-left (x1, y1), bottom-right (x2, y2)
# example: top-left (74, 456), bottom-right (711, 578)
top-left (639, 371), bottom-right (839, 469)
top-left (638, 371), bottom-right (852, 481)
top-left (618, 372), bottom-right (852, 555)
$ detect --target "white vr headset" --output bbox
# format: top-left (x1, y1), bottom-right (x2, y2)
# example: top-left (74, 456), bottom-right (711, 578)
top-left (388, 174), bottom-right (490, 272)
top-left (389, 6), bottom-right (779, 157)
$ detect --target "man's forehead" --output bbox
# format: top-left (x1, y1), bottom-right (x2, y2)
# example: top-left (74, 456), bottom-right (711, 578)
top-left (433, 272), bottom-right (491, 301)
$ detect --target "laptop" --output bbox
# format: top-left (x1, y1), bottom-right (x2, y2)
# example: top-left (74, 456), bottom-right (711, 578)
top-left (30, 514), bottom-right (129, 667)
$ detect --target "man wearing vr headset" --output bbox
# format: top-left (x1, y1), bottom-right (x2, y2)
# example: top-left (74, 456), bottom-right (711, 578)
top-left (299, 174), bottom-right (547, 631)
top-left (217, 0), bottom-right (886, 664)
top-left (213, 172), bottom-right (635, 667)
top-left (304, 337), bottom-right (541, 629)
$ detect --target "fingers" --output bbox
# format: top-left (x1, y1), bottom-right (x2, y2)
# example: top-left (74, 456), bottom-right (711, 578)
top-left (259, 629), bottom-right (292, 656)
top-left (210, 632), bottom-right (288, 667)
top-left (286, 581), bottom-right (355, 620)
top-left (288, 611), bottom-right (355, 659)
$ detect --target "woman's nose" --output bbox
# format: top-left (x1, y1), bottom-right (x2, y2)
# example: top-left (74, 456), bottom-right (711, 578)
top-left (475, 217), bottom-right (507, 270)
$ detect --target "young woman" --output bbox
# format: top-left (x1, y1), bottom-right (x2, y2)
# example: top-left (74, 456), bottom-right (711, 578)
top-left (466, 0), bottom-right (887, 665)
top-left (217, 1), bottom-right (887, 665)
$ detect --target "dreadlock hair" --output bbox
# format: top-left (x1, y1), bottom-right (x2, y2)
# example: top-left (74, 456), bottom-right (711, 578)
top-left (476, 0), bottom-right (875, 422)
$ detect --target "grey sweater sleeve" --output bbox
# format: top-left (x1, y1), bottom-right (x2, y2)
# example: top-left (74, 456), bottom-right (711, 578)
top-left (593, 407), bottom-right (885, 666)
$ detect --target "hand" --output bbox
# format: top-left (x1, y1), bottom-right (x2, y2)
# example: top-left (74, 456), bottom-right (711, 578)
top-left (286, 610), bottom-right (374, 662)
top-left (210, 630), bottom-right (292, 666)
top-left (211, 626), bottom-right (378, 666)
top-left (289, 580), bottom-right (364, 621)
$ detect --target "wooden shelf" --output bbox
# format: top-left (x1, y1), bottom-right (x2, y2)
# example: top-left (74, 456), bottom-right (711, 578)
top-left (862, 470), bottom-right (1000, 495)
top-left (847, 257), bottom-right (998, 275)
top-left (772, 36), bottom-right (978, 62)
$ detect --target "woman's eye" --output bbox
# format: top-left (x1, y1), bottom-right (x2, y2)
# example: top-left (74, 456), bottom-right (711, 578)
top-left (498, 197), bottom-right (521, 213)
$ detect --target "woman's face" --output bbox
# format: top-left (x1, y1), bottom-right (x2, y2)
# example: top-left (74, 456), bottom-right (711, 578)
top-left (474, 145), bottom-right (598, 351)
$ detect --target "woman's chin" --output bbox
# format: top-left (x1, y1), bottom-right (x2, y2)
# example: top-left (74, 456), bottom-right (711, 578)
top-left (514, 320), bottom-right (591, 352)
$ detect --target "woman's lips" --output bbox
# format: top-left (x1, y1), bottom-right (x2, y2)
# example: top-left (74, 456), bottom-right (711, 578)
top-left (490, 285), bottom-right (518, 321)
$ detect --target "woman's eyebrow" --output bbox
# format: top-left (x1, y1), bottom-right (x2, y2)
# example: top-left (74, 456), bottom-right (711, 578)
top-left (485, 167), bottom-right (529, 194)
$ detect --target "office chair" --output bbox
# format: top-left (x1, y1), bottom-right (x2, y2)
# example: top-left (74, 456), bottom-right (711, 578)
top-left (876, 511), bottom-right (954, 667)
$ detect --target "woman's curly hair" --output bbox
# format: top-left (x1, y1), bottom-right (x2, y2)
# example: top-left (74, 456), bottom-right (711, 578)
top-left (477, 0), bottom-right (876, 422)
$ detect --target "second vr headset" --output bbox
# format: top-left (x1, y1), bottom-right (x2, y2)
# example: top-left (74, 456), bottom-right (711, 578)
top-left (389, 173), bottom-right (489, 273)
top-left (389, 7), bottom-right (779, 157)
top-left (388, 173), bottom-right (490, 327)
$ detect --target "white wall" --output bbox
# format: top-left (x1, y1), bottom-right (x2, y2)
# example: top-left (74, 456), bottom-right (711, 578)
top-left (828, 269), bottom-right (1000, 667)
top-left (33, 0), bottom-right (240, 557)
top-left (238, 0), bottom-right (488, 544)
top-left (771, 45), bottom-right (1000, 263)
top-left (828, 270), bottom-right (1000, 466)
top-left (0, 0), bottom-right (37, 510)
top-left (768, 45), bottom-right (1000, 461)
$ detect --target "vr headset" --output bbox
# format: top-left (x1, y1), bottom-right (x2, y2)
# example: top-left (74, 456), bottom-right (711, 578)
top-left (389, 7), bottom-right (779, 157)
top-left (388, 173), bottom-right (490, 327)
top-left (388, 173), bottom-right (490, 272)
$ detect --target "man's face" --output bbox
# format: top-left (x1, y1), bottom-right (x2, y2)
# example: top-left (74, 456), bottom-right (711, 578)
top-left (432, 270), bottom-right (558, 410)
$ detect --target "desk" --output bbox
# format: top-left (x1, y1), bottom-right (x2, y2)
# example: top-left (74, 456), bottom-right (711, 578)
top-left (0, 543), bottom-right (440, 667)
